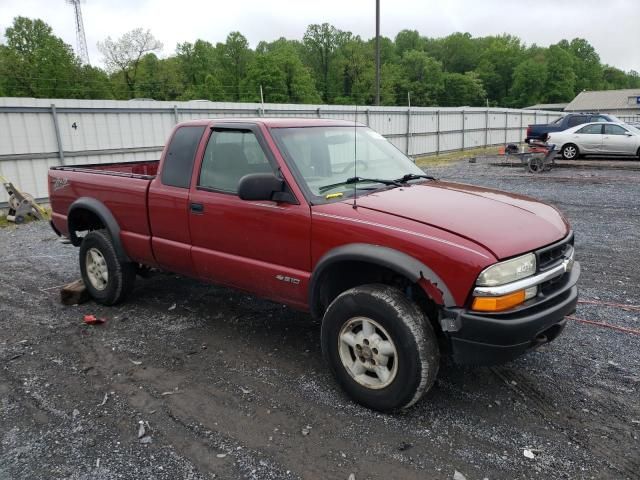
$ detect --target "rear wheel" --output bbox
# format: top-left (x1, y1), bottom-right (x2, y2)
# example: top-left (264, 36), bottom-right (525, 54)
top-left (321, 284), bottom-right (439, 411)
top-left (79, 229), bottom-right (136, 305)
top-left (561, 143), bottom-right (579, 160)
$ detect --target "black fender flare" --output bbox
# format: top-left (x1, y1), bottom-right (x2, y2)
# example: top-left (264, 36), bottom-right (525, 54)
top-left (67, 197), bottom-right (130, 263)
top-left (309, 243), bottom-right (455, 318)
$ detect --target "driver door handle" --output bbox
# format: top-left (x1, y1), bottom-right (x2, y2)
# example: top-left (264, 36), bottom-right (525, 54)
top-left (190, 202), bottom-right (204, 214)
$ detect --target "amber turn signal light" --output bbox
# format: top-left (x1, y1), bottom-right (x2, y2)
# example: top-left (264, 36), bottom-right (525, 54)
top-left (472, 290), bottom-right (526, 312)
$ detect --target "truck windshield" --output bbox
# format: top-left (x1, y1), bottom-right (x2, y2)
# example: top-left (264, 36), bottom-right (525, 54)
top-left (271, 126), bottom-right (425, 199)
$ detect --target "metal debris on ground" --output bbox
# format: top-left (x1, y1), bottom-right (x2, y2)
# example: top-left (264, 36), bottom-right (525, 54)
top-left (161, 388), bottom-right (179, 396)
top-left (138, 421), bottom-right (146, 438)
top-left (98, 393), bottom-right (108, 406)
top-left (453, 470), bottom-right (467, 480)
top-left (129, 359), bottom-right (142, 366)
top-left (523, 449), bottom-right (536, 459)
top-left (1, 174), bottom-right (47, 224)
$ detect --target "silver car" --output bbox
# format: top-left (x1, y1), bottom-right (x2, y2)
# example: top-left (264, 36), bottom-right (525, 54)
top-left (547, 122), bottom-right (640, 160)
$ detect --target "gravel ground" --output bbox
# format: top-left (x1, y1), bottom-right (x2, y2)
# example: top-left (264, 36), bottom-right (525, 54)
top-left (1, 159), bottom-right (639, 480)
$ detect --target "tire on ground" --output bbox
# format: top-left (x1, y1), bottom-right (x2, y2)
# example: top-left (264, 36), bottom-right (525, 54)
top-left (321, 284), bottom-right (439, 411)
top-left (79, 229), bottom-right (136, 305)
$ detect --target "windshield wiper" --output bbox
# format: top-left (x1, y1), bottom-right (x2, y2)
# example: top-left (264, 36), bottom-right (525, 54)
top-left (318, 176), bottom-right (403, 194)
top-left (394, 173), bottom-right (437, 183)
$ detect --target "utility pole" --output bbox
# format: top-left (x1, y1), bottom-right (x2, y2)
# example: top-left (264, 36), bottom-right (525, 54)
top-left (375, 0), bottom-right (381, 106)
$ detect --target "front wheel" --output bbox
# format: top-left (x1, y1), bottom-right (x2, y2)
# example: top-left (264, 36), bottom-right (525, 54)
top-left (79, 229), bottom-right (136, 305)
top-left (561, 143), bottom-right (579, 160)
top-left (321, 284), bottom-right (439, 411)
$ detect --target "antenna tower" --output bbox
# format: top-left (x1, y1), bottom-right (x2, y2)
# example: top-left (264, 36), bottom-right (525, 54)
top-left (66, 0), bottom-right (90, 65)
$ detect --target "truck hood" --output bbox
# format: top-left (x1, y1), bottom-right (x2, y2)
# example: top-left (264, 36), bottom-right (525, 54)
top-left (354, 181), bottom-right (569, 259)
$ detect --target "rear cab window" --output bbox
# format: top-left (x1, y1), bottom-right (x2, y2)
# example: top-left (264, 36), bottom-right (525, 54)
top-left (161, 126), bottom-right (206, 188)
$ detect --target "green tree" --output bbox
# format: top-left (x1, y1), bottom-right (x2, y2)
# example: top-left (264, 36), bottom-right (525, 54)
top-left (333, 38), bottom-right (375, 104)
top-left (439, 32), bottom-right (478, 73)
top-left (218, 32), bottom-right (251, 101)
top-left (399, 50), bottom-right (444, 106)
top-left (303, 23), bottom-right (351, 102)
top-left (543, 45), bottom-right (576, 102)
top-left (0, 17), bottom-right (82, 98)
top-left (176, 40), bottom-right (218, 92)
top-left (508, 58), bottom-right (548, 107)
top-left (440, 71), bottom-right (486, 106)
top-left (474, 35), bottom-right (524, 104)
top-left (242, 38), bottom-right (319, 103)
top-left (395, 30), bottom-right (425, 57)
top-left (564, 38), bottom-right (603, 92)
top-left (135, 54), bottom-right (183, 100)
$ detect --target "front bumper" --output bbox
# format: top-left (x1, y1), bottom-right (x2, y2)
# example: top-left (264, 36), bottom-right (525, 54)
top-left (444, 261), bottom-right (580, 366)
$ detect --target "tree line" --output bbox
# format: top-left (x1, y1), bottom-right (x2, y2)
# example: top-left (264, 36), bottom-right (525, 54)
top-left (1, 16), bottom-right (639, 108)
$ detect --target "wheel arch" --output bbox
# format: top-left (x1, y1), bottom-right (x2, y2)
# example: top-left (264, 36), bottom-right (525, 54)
top-left (309, 243), bottom-right (455, 319)
top-left (67, 197), bottom-right (129, 262)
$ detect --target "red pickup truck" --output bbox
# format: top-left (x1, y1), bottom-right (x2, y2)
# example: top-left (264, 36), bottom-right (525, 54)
top-left (49, 118), bottom-right (579, 411)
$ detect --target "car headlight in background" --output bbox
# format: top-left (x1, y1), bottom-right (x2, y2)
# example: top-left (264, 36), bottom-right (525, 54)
top-left (472, 253), bottom-right (537, 312)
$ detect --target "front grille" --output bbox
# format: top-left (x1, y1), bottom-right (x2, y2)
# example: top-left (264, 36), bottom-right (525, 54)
top-left (536, 232), bottom-right (574, 272)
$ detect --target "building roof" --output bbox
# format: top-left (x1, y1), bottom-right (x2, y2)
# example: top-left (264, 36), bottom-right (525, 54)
top-left (565, 89), bottom-right (640, 111)
top-left (523, 103), bottom-right (568, 111)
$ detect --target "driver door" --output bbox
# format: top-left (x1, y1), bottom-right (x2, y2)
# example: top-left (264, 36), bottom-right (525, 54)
top-left (573, 123), bottom-right (603, 153)
top-left (188, 124), bottom-right (311, 309)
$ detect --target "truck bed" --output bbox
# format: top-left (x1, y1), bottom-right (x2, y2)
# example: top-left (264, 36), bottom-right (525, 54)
top-left (48, 160), bottom-right (158, 250)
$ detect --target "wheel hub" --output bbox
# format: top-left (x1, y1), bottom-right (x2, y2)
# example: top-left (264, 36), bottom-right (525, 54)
top-left (338, 317), bottom-right (398, 389)
top-left (85, 247), bottom-right (108, 291)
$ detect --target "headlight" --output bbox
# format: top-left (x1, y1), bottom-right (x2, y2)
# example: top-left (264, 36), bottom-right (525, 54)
top-left (476, 253), bottom-right (536, 287)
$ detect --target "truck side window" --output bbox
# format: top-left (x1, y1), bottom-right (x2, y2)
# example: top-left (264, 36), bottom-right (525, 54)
top-left (198, 129), bottom-right (272, 193)
top-left (161, 126), bottom-right (206, 188)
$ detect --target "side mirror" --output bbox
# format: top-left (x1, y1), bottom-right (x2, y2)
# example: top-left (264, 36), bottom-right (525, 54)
top-left (625, 132), bottom-right (633, 136)
top-left (237, 173), bottom-right (294, 203)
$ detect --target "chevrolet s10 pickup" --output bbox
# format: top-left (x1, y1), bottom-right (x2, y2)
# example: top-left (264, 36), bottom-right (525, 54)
top-left (49, 118), bottom-right (579, 410)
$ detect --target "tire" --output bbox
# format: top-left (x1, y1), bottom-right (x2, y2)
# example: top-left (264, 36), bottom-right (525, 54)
top-left (637, 147), bottom-right (640, 160)
top-left (79, 229), bottom-right (136, 305)
top-left (561, 143), bottom-right (579, 160)
top-left (321, 284), bottom-right (439, 411)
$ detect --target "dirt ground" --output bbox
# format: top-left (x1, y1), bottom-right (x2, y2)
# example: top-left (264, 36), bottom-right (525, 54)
top-left (1, 159), bottom-right (639, 480)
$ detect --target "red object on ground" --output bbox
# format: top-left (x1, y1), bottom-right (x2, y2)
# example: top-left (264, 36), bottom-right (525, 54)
top-left (83, 314), bottom-right (105, 325)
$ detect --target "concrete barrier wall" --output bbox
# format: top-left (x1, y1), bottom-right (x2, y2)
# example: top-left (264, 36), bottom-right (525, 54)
top-left (0, 97), bottom-right (563, 204)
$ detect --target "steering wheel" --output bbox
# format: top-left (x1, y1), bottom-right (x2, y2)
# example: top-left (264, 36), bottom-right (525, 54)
top-left (340, 161), bottom-right (368, 174)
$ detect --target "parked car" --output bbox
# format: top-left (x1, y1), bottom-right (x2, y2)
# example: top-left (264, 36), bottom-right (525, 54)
top-left (547, 122), bottom-right (640, 159)
top-left (525, 113), bottom-right (618, 143)
top-left (48, 118), bottom-right (579, 411)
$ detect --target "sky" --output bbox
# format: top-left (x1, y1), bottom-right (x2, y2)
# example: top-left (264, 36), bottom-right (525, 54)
top-left (1, 0), bottom-right (638, 73)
